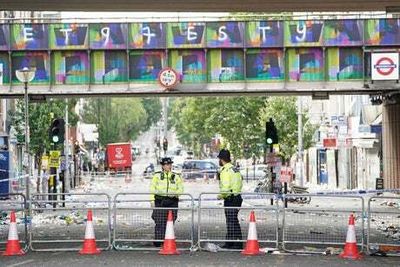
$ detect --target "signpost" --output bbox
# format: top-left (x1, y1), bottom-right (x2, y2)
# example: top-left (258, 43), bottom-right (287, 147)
top-left (371, 53), bottom-right (399, 81)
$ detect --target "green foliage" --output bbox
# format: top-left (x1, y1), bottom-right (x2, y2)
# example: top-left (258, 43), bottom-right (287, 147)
top-left (141, 98), bottom-right (162, 131)
top-left (171, 96), bottom-right (316, 161)
top-left (9, 99), bottom-right (78, 157)
top-left (81, 97), bottom-right (149, 146)
top-left (171, 96), bottom-right (266, 158)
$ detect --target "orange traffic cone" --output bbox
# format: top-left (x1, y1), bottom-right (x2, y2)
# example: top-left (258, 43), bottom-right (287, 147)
top-left (339, 214), bottom-right (362, 260)
top-left (242, 211), bottom-right (261, 255)
top-left (3, 211), bottom-right (25, 256)
top-left (159, 210), bottom-right (180, 255)
top-left (79, 210), bottom-right (101, 255)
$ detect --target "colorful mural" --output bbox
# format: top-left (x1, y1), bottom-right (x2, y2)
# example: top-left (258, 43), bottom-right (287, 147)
top-left (364, 19), bottom-right (400, 45)
top-left (90, 23), bottom-right (127, 49)
top-left (11, 24), bottom-right (48, 50)
top-left (246, 49), bottom-right (284, 81)
top-left (0, 25), bottom-right (9, 50)
top-left (207, 22), bottom-right (244, 48)
top-left (324, 20), bottom-right (363, 46)
top-left (287, 48), bottom-right (324, 81)
top-left (326, 48), bottom-right (363, 80)
top-left (52, 51), bottom-right (89, 84)
top-left (49, 24), bottom-right (88, 49)
top-left (167, 23), bottom-right (205, 48)
top-left (129, 50), bottom-right (165, 82)
top-left (246, 21), bottom-right (283, 47)
top-left (208, 49), bottom-right (244, 82)
top-left (285, 21), bottom-right (324, 47)
top-left (129, 23), bottom-right (166, 49)
top-left (91, 51), bottom-right (127, 83)
top-left (169, 50), bottom-right (206, 82)
top-left (0, 53), bottom-right (10, 85)
top-left (11, 51), bottom-right (49, 84)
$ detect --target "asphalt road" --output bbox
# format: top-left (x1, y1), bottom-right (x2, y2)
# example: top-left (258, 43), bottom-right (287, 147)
top-left (2, 251), bottom-right (399, 267)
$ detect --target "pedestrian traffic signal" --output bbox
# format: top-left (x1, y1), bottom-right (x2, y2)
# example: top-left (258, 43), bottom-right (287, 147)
top-left (49, 118), bottom-right (65, 144)
top-left (162, 138), bottom-right (168, 152)
top-left (265, 118), bottom-right (278, 145)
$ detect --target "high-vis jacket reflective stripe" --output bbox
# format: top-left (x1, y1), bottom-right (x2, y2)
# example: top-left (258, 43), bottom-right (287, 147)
top-left (150, 171), bottom-right (184, 201)
top-left (219, 162), bottom-right (243, 199)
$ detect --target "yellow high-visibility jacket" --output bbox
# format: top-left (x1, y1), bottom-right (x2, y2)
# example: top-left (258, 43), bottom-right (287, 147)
top-left (218, 162), bottom-right (243, 199)
top-left (150, 171), bottom-right (184, 201)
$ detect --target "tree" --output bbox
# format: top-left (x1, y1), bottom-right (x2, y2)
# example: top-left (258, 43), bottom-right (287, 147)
top-left (9, 98), bottom-right (79, 189)
top-left (170, 96), bottom-right (266, 158)
top-left (81, 97), bottom-right (148, 146)
top-left (141, 98), bottom-right (162, 131)
top-left (259, 97), bottom-right (316, 162)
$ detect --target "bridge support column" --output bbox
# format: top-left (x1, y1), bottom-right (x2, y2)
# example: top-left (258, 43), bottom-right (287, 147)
top-left (382, 102), bottom-right (400, 189)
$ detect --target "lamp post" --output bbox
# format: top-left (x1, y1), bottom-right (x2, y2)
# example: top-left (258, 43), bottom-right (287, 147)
top-left (15, 67), bottom-right (35, 202)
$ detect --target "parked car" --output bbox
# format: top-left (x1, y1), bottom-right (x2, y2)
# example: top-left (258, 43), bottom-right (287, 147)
top-left (181, 160), bottom-right (218, 180)
top-left (240, 164), bottom-right (268, 180)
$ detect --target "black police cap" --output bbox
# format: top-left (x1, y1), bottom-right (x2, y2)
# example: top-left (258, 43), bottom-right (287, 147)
top-left (217, 149), bottom-right (231, 162)
top-left (160, 157), bottom-right (173, 165)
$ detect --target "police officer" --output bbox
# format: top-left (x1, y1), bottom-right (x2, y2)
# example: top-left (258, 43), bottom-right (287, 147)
top-left (150, 157), bottom-right (184, 247)
top-left (217, 149), bottom-right (243, 249)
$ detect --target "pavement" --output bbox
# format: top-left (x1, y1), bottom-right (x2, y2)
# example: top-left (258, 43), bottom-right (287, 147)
top-left (2, 251), bottom-right (400, 267)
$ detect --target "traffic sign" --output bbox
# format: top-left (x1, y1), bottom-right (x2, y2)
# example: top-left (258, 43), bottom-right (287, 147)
top-left (371, 53), bottom-right (399, 81)
top-left (280, 167), bottom-right (293, 183)
top-left (266, 153), bottom-right (281, 166)
top-left (49, 150), bottom-right (61, 168)
top-left (158, 67), bottom-right (179, 89)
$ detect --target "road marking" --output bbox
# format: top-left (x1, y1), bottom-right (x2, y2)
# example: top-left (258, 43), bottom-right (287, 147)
top-left (8, 260), bottom-right (35, 267)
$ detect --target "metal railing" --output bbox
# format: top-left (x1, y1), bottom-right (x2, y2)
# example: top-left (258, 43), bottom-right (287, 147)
top-left (113, 193), bottom-right (195, 251)
top-left (29, 193), bottom-right (112, 251)
top-left (282, 194), bottom-right (365, 254)
top-left (0, 193), bottom-right (28, 252)
top-left (198, 192), bottom-right (279, 251)
top-left (367, 196), bottom-right (400, 256)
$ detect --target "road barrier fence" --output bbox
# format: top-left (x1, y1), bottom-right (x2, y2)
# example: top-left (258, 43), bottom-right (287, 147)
top-left (0, 190), bottom-right (399, 255)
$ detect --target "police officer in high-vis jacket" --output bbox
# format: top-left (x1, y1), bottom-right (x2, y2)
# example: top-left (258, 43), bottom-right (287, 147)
top-left (217, 149), bottom-right (243, 249)
top-left (150, 157), bottom-right (184, 247)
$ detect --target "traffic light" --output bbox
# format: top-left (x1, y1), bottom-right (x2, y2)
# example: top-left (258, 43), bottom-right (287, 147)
top-left (162, 138), bottom-right (168, 152)
top-left (49, 118), bottom-right (65, 144)
top-left (265, 118), bottom-right (278, 145)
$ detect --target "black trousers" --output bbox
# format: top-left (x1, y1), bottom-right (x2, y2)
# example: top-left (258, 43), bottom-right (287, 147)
top-left (151, 196), bottom-right (179, 245)
top-left (224, 195), bottom-right (243, 246)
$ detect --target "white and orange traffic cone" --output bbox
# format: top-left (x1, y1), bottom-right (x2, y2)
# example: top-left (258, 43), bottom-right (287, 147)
top-left (339, 214), bottom-right (362, 260)
top-left (3, 211), bottom-right (25, 256)
top-left (242, 211), bottom-right (261, 256)
top-left (79, 210), bottom-right (101, 255)
top-left (159, 210), bottom-right (180, 255)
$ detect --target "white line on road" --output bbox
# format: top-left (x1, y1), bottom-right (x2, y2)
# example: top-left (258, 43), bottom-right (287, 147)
top-left (8, 259), bottom-right (35, 267)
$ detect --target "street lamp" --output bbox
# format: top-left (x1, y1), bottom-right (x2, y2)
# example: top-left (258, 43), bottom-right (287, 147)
top-left (15, 67), bottom-right (35, 201)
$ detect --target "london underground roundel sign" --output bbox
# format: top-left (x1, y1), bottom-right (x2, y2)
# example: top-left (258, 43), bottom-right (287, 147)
top-left (371, 53), bottom-right (399, 81)
top-left (158, 67), bottom-right (179, 89)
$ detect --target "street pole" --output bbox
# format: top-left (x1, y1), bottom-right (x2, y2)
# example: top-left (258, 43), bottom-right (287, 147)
top-left (65, 100), bottom-right (70, 192)
top-left (163, 98), bottom-right (168, 138)
top-left (24, 81), bottom-right (30, 202)
top-left (297, 96), bottom-right (304, 187)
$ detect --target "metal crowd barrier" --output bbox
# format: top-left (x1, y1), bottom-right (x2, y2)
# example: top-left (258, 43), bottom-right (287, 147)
top-left (29, 193), bottom-right (112, 251)
top-left (282, 194), bottom-right (365, 254)
top-left (0, 193), bottom-right (27, 252)
top-left (113, 193), bottom-right (195, 251)
top-left (367, 196), bottom-right (400, 256)
top-left (198, 192), bottom-right (279, 251)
